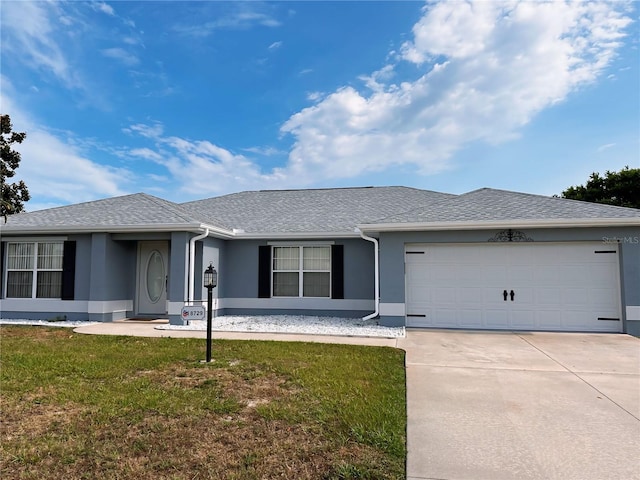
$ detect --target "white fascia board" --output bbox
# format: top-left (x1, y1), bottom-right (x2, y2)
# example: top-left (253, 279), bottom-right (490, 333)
top-left (233, 231), bottom-right (361, 240)
top-left (196, 223), bottom-right (235, 239)
top-left (357, 217), bottom-right (640, 232)
top-left (0, 223), bottom-right (235, 238)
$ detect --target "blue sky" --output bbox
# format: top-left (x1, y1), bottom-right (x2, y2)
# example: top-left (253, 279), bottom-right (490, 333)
top-left (1, 1), bottom-right (638, 212)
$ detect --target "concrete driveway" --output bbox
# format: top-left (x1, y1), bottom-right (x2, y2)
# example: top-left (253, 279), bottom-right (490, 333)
top-left (397, 330), bottom-right (640, 480)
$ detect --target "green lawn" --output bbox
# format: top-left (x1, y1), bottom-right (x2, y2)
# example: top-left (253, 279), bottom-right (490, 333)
top-left (0, 326), bottom-right (406, 479)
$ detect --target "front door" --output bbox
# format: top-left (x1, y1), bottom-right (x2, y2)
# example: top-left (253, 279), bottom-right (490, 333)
top-left (137, 241), bottom-right (169, 315)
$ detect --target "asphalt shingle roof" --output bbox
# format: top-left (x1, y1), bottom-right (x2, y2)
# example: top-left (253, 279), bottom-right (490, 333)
top-left (1, 193), bottom-right (221, 229)
top-left (2, 187), bottom-right (638, 235)
top-left (373, 188), bottom-right (640, 224)
top-left (180, 187), bottom-right (454, 234)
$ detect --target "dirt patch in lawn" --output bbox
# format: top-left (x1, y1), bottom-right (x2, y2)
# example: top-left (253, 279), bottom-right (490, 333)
top-left (1, 326), bottom-right (404, 479)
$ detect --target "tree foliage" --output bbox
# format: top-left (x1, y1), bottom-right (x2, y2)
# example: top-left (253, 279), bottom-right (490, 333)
top-left (561, 166), bottom-right (640, 209)
top-left (1, 114), bottom-right (30, 220)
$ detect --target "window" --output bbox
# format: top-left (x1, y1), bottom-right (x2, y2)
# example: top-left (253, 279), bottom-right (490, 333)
top-left (272, 246), bottom-right (331, 297)
top-left (5, 242), bottom-right (64, 298)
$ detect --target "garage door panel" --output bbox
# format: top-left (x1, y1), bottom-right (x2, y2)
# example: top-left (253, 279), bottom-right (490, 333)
top-left (563, 288), bottom-right (589, 305)
top-left (459, 310), bottom-right (483, 328)
top-left (433, 310), bottom-right (457, 327)
top-left (538, 310), bottom-right (565, 329)
top-left (431, 265), bottom-right (457, 281)
top-left (484, 265), bottom-right (508, 286)
top-left (536, 287), bottom-right (561, 305)
top-left (534, 265), bottom-right (564, 284)
top-left (434, 287), bottom-right (456, 304)
top-left (509, 287), bottom-right (534, 304)
top-left (510, 310), bottom-right (536, 328)
top-left (510, 265), bottom-right (535, 283)
top-left (590, 289), bottom-right (619, 309)
top-left (405, 243), bottom-right (621, 333)
top-left (459, 267), bottom-right (484, 283)
top-left (458, 287), bottom-right (483, 304)
top-left (590, 263), bottom-right (617, 279)
top-left (483, 288), bottom-right (508, 304)
top-left (485, 310), bottom-right (510, 328)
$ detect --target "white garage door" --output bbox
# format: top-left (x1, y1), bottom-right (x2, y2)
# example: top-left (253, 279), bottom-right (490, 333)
top-left (405, 243), bottom-right (621, 332)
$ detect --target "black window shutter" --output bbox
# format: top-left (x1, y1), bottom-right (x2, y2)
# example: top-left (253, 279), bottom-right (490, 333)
top-left (0, 242), bottom-right (4, 298)
top-left (61, 241), bottom-right (76, 300)
top-left (331, 244), bottom-right (344, 299)
top-left (258, 245), bottom-right (271, 298)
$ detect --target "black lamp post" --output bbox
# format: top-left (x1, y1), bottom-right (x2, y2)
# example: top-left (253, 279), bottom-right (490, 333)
top-left (203, 262), bottom-right (218, 363)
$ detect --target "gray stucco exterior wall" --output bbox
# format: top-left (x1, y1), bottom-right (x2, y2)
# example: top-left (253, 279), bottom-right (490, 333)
top-left (619, 238), bottom-right (640, 335)
top-left (219, 238), bottom-right (375, 317)
top-left (223, 240), bottom-right (260, 299)
top-left (88, 233), bottom-right (137, 321)
top-left (73, 234), bottom-right (92, 302)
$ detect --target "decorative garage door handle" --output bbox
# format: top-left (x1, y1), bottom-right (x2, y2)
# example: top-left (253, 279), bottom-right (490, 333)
top-left (503, 290), bottom-right (508, 301)
top-left (510, 290), bottom-right (515, 301)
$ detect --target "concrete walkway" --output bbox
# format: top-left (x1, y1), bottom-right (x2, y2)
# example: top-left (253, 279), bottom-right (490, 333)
top-left (74, 323), bottom-right (640, 479)
top-left (73, 320), bottom-right (398, 347)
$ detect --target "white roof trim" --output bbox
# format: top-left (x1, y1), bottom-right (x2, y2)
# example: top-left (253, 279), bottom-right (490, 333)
top-left (234, 231), bottom-right (361, 239)
top-left (358, 217), bottom-right (640, 232)
top-left (0, 223), bottom-right (235, 238)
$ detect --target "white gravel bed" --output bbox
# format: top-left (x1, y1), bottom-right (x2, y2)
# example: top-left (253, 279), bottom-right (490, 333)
top-left (0, 319), bottom-right (98, 328)
top-left (157, 315), bottom-right (405, 338)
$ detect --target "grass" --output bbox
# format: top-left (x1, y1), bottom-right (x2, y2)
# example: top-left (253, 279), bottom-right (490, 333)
top-left (0, 326), bottom-right (406, 479)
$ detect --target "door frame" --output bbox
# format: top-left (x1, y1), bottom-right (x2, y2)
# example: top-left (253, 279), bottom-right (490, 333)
top-left (136, 241), bottom-right (169, 316)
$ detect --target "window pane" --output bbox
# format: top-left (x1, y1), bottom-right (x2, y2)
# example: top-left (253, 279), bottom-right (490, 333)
top-left (303, 246), bottom-right (330, 270)
top-left (7, 271), bottom-right (33, 298)
top-left (7, 243), bottom-right (34, 269)
top-left (303, 272), bottom-right (330, 297)
top-left (38, 243), bottom-right (64, 269)
top-left (273, 272), bottom-right (299, 296)
top-left (273, 247), bottom-right (299, 270)
top-left (36, 271), bottom-right (62, 298)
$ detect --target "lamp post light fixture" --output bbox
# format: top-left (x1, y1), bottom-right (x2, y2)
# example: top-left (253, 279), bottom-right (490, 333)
top-left (203, 263), bottom-right (217, 363)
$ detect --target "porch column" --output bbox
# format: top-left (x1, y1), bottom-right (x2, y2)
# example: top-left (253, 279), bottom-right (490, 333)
top-left (168, 232), bottom-right (190, 325)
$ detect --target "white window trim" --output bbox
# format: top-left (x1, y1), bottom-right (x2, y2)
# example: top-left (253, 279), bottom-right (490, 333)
top-left (4, 241), bottom-right (64, 299)
top-left (1, 236), bottom-right (68, 243)
top-left (271, 245), bottom-right (332, 298)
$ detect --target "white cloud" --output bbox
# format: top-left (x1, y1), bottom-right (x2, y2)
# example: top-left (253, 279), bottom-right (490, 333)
top-left (597, 143), bottom-right (616, 152)
top-left (242, 146), bottom-right (284, 156)
top-left (269, 41), bottom-right (283, 50)
top-left (174, 8), bottom-right (281, 37)
top-left (306, 91), bottom-right (324, 101)
top-left (101, 47), bottom-right (140, 66)
top-left (0, 82), bottom-right (130, 207)
top-left (93, 2), bottom-right (115, 16)
top-left (0, 1), bottom-right (79, 89)
top-left (125, 1), bottom-right (633, 196)
top-left (126, 123), bottom-right (293, 196)
top-left (278, 0), bottom-right (633, 183)
top-left (123, 123), bottom-right (165, 139)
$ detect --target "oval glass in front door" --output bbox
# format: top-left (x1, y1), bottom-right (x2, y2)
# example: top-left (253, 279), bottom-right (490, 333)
top-left (146, 250), bottom-right (165, 303)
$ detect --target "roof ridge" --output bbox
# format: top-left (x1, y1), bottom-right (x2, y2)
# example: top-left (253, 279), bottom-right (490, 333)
top-left (464, 188), bottom-right (640, 212)
top-left (18, 192), bottom-right (143, 214)
top-left (139, 193), bottom-right (202, 224)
